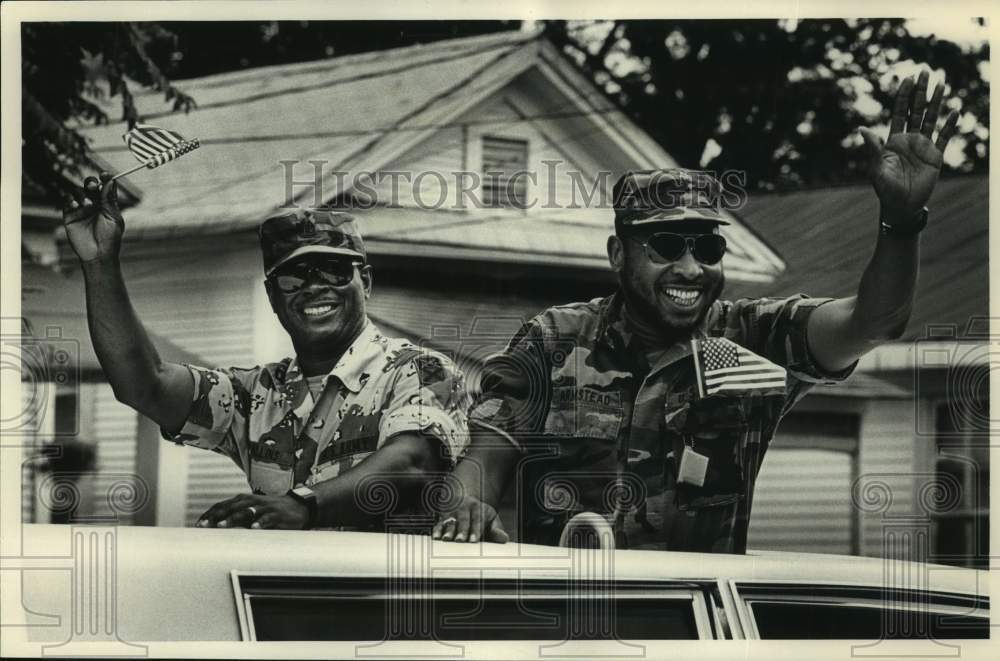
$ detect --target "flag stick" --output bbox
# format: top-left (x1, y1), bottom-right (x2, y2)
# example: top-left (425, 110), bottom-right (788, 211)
top-left (110, 138), bottom-right (200, 182)
top-left (691, 338), bottom-right (706, 398)
top-left (110, 162), bottom-right (150, 182)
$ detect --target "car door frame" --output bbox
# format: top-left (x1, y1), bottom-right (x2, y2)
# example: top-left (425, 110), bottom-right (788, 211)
top-left (725, 578), bottom-right (990, 640)
top-left (230, 570), bottom-right (722, 642)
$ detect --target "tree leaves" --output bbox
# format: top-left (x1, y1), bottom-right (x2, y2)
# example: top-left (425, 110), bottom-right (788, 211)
top-left (22, 23), bottom-right (196, 204)
top-left (544, 19), bottom-right (988, 192)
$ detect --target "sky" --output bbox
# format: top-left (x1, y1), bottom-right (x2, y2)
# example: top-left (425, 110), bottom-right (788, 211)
top-left (905, 16), bottom-right (988, 47)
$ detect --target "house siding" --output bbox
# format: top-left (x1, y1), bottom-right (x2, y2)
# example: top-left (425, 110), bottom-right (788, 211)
top-left (857, 399), bottom-right (922, 559)
top-left (20, 385), bottom-right (48, 524)
top-left (748, 448), bottom-right (855, 555)
top-left (81, 384), bottom-right (139, 524)
top-left (748, 400), bottom-right (931, 560)
top-left (78, 237), bottom-right (259, 526)
top-left (373, 126), bottom-right (466, 208)
top-left (371, 78), bottom-right (610, 216)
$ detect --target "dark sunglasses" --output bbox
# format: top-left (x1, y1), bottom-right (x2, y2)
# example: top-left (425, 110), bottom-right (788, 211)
top-left (629, 232), bottom-right (727, 265)
top-left (269, 258), bottom-right (360, 294)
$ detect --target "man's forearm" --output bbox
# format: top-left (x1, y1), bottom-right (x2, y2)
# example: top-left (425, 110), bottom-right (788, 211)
top-left (851, 219), bottom-right (920, 341)
top-left (311, 434), bottom-right (444, 528)
top-left (807, 215), bottom-right (920, 373)
top-left (81, 258), bottom-right (191, 429)
top-left (452, 426), bottom-right (521, 507)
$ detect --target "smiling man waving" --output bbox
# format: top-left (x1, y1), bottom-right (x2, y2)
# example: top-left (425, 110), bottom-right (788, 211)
top-left (65, 197), bottom-right (469, 530)
top-left (434, 71), bottom-right (958, 553)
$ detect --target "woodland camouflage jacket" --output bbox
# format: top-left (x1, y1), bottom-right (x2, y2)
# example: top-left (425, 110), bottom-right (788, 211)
top-left (470, 292), bottom-right (855, 553)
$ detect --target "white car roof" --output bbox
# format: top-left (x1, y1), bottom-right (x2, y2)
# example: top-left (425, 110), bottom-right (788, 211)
top-left (18, 524), bottom-right (988, 643)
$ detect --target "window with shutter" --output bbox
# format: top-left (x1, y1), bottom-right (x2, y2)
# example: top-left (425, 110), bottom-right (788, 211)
top-left (481, 136), bottom-right (529, 209)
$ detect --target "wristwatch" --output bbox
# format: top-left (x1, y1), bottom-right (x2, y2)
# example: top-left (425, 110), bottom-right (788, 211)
top-left (286, 485), bottom-right (318, 529)
top-left (880, 206), bottom-right (928, 237)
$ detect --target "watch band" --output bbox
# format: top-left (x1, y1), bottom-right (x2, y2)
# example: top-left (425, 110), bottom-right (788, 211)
top-left (880, 206), bottom-right (928, 237)
top-left (286, 486), bottom-right (318, 529)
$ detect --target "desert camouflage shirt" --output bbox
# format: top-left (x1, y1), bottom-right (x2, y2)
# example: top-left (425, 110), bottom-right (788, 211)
top-left (470, 292), bottom-right (855, 553)
top-left (165, 321), bottom-right (470, 500)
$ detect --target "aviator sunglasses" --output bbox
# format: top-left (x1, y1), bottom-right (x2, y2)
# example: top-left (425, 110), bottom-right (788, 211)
top-left (269, 257), bottom-right (361, 294)
top-left (628, 232), bottom-right (727, 265)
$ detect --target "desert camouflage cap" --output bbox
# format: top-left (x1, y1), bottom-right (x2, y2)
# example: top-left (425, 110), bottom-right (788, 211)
top-left (259, 208), bottom-right (366, 276)
top-left (613, 168), bottom-right (730, 228)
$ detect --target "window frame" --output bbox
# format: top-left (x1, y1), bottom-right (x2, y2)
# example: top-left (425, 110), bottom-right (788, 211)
top-left (729, 579), bottom-right (989, 640)
top-left (231, 571), bottom-right (718, 642)
top-left (930, 400), bottom-right (990, 568)
top-left (476, 132), bottom-right (532, 211)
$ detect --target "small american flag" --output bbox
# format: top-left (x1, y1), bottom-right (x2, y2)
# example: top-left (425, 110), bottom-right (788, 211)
top-left (692, 337), bottom-right (786, 397)
top-left (122, 124), bottom-right (200, 169)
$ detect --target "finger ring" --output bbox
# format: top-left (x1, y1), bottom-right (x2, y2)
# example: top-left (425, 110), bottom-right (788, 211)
top-left (247, 506), bottom-right (258, 518)
top-left (440, 517), bottom-right (457, 526)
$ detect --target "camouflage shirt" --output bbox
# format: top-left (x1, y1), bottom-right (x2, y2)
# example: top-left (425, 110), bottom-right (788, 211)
top-left (165, 320), bottom-right (470, 499)
top-left (470, 292), bottom-right (855, 553)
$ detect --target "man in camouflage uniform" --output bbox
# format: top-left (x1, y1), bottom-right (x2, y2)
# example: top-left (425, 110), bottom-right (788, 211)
top-left (434, 72), bottom-right (958, 552)
top-left (65, 188), bottom-right (469, 530)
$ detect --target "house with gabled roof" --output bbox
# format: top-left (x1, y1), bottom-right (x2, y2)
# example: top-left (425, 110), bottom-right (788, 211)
top-left (21, 29), bottom-right (987, 566)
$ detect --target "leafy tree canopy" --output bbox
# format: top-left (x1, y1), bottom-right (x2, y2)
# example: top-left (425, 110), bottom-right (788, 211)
top-left (545, 18), bottom-right (988, 191)
top-left (22, 22), bottom-right (196, 204)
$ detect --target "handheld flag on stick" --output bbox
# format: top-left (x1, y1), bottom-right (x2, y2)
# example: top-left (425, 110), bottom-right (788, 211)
top-left (110, 124), bottom-right (200, 181)
top-left (691, 337), bottom-right (787, 398)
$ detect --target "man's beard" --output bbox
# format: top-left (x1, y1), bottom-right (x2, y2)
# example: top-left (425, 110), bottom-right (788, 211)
top-left (619, 257), bottom-right (725, 340)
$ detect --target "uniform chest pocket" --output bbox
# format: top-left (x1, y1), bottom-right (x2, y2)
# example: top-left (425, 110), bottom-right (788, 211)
top-left (666, 395), bottom-right (750, 436)
top-left (666, 396), bottom-right (751, 496)
top-left (545, 386), bottom-right (623, 440)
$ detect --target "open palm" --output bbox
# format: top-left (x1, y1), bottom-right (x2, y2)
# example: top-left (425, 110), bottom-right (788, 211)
top-left (859, 71), bottom-right (959, 227)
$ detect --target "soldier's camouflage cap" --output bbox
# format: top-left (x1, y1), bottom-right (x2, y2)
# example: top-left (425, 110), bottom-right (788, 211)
top-left (613, 168), bottom-right (730, 229)
top-left (259, 208), bottom-right (366, 276)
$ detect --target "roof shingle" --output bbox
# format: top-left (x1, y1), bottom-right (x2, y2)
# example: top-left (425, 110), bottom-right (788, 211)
top-left (723, 176), bottom-right (988, 341)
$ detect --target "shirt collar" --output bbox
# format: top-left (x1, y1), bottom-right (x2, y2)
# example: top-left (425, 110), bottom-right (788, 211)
top-left (328, 320), bottom-right (384, 393)
top-left (284, 319), bottom-right (384, 393)
top-left (594, 292), bottom-right (630, 353)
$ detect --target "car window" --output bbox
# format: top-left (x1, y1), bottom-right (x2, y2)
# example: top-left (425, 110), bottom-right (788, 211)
top-left (749, 600), bottom-right (989, 639)
top-left (734, 583), bottom-right (989, 640)
top-left (236, 575), bottom-right (712, 641)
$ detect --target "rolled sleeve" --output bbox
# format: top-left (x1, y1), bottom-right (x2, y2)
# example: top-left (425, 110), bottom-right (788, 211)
top-left (379, 351), bottom-right (471, 466)
top-left (160, 364), bottom-right (238, 452)
top-left (468, 320), bottom-right (551, 451)
top-left (732, 295), bottom-right (858, 385)
top-left (793, 298), bottom-right (860, 383)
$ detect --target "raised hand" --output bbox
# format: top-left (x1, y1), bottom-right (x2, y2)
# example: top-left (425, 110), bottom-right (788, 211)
top-left (859, 70), bottom-right (960, 228)
top-left (63, 172), bottom-right (126, 263)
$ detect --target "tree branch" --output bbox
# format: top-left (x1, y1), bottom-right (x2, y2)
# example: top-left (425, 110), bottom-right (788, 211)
top-left (126, 23), bottom-right (196, 114)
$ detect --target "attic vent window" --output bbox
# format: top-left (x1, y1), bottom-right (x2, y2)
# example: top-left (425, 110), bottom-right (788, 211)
top-left (481, 136), bottom-right (529, 209)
